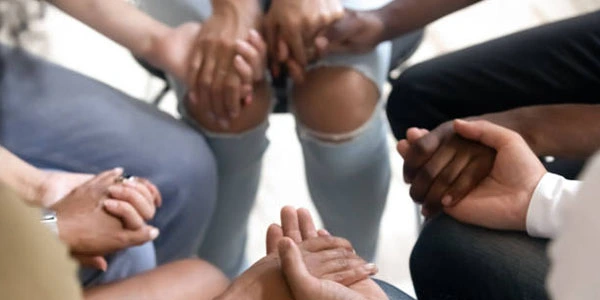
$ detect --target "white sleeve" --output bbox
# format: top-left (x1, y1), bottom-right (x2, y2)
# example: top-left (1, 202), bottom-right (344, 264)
top-left (526, 173), bottom-right (581, 238)
top-left (548, 154), bottom-right (600, 299)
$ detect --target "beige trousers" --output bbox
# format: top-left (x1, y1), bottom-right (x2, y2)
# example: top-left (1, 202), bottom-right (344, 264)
top-left (0, 185), bottom-right (82, 299)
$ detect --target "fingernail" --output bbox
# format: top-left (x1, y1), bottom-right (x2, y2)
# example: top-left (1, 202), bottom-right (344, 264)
top-left (107, 185), bottom-right (120, 194)
top-left (188, 92), bottom-right (197, 104)
top-left (421, 206), bottom-right (429, 217)
top-left (113, 167), bottom-right (124, 174)
top-left (218, 119), bottom-right (230, 129)
top-left (149, 227), bottom-right (160, 240)
top-left (249, 29), bottom-right (260, 39)
top-left (442, 195), bottom-right (453, 206)
top-left (103, 200), bottom-right (118, 209)
top-left (364, 263), bottom-right (378, 273)
top-left (320, 229), bottom-right (331, 236)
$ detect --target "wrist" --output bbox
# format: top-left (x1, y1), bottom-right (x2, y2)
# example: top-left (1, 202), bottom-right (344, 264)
top-left (212, 0), bottom-right (262, 28)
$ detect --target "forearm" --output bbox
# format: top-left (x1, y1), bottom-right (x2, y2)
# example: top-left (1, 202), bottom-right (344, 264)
top-left (478, 104), bottom-right (600, 158)
top-left (47, 0), bottom-right (172, 69)
top-left (0, 147), bottom-right (47, 206)
top-left (375, 0), bottom-right (480, 40)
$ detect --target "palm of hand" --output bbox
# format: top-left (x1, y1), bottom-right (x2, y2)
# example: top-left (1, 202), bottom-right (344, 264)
top-left (445, 142), bottom-right (546, 231)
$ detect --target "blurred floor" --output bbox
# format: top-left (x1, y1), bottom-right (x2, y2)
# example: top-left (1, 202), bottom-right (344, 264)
top-left (23, 0), bottom-right (599, 297)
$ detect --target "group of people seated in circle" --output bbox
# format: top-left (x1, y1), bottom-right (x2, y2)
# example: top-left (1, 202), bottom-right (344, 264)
top-left (1, 0), bottom-right (599, 299)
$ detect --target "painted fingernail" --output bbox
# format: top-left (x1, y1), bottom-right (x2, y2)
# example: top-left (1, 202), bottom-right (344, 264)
top-left (364, 263), bottom-right (378, 273)
top-left (442, 195), bottom-right (453, 206)
top-left (218, 119), bottom-right (230, 129)
top-left (149, 227), bottom-right (160, 240)
top-left (103, 199), bottom-right (119, 209)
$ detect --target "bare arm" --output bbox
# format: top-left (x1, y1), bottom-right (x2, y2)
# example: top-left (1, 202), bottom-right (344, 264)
top-left (478, 104), bottom-right (600, 158)
top-left (377, 0), bottom-right (480, 40)
top-left (0, 146), bottom-right (48, 206)
top-left (46, 0), bottom-right (173, 72)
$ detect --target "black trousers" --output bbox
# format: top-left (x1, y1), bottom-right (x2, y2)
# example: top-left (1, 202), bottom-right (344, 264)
top-left (386, 10), bottom-right (600, 178)
top-left (388, 10), bottom-right (600, 300)
top-left (411, 214), bottom-right (549, 300)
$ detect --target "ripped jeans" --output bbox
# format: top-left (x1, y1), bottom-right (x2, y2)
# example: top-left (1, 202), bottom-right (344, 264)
top-left (140, 0), bottom-right (393, 278)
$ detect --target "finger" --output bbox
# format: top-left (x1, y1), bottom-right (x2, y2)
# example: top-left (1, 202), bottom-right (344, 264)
top-left (235, 40), bottom-right (260, 81)
top-left (266, 223), bottom-right (284, 255)
top-left (406, 128), bottom-right (427, 144)
top-left (75, 255), bottom-right (108, 271)
top-left (281, 206), bottom-right (302, 243)
top-left (444, 154), bottom-right (496, 206)
top-left (223, 74), bottom-right (242, 119)
top-left (453, 119), bottom-right (522, 150)
top-left (317, 229), bottom-right (331, 237)
top-left (286, 59), bottom-right (305, 84)
top-left (134, 177), bottom-right (162, 208)
top-left (91, 167), bottom-right (124, 186)
top-left (277, 38), bottom-right (289, 63)
top-left (308, 248), bottom-right (363, 275)
top-left (234, 54), bottom-right (253, 84)
top-left (122, 179), bottom-right (154, 207)
top-left (300, 235), bottom-right (353, 253)
top-left (126, 225), bottom-right (161, 246)
top-left (249, 29), bottom-right (267, 78)
top-left (108, 184), bottom-right (155, 220)
top-left (284, 28), bottom-right (307, 66)
top-left (397, 140), bottom-right (410, 158)
top-left (320, 262), bottom-right (378, 286)
top-left (210, 63), bottom-right (231, 122)
top-left (313, 35), bottom-right (329, 61)
top-left (278, 237), bottom-right (313, 286)
top-left (422, 153), bottom-right (471, 210)
top-left (264, 20), bottom-right (278, 63)
top-left (103, 199), bottom-right (145, 230)
top-left (297, 208), bottom-right (318, 240)
top-left (409, 143), bottom-right (457, 204)
top-left (404, 131), bottom-right (443, 183)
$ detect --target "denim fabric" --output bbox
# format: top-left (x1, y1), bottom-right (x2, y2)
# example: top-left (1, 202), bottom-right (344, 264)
top-left (0, 45), bottom-right (217, 284)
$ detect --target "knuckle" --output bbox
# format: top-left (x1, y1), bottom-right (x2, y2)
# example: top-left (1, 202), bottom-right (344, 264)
top-left (336, 258), bottom-right (349, 268)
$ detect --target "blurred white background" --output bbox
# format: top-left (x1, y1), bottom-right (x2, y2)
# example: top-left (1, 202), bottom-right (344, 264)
top-left (20, 0), bottom-right (598, 296)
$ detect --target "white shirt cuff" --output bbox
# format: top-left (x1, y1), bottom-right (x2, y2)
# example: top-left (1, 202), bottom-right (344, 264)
top-left (526, 173), bottom-right (581, 239)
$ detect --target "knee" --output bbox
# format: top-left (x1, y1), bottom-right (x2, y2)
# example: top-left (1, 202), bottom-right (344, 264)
top-left (186, 83), bottom-right (271, 134)
top-left (386, 65), bottom-right (431, 140)
top-left (293, 66), bottom-right (379, 142)
top-left (153, 131), bottom-right (217, 227)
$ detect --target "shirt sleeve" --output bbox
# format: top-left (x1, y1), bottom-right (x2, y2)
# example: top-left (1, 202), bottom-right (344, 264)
top-left (526, 172), bottom-right (581, 239)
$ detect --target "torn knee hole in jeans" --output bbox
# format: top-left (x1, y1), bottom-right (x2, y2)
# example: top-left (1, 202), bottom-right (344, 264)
top-left (298, 119), bottom-right (373, 144)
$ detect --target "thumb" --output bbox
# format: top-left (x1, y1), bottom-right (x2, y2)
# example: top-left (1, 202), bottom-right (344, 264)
top-left (278, 237), bottom-right (311, 284)
top-left (453, 119), bottom-right (522, 151)
top-left (75, 255), bottom-right (108, 271)
top-left (128, 225), bottom-right (161, 246)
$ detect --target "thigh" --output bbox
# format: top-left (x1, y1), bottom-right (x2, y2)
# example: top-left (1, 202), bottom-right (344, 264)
top-left (0, 46), bottom-right (213, 181)
top-left (410, 214), bottom-right (550, 300)
top-left (387, 10), bottom-right (600, 137)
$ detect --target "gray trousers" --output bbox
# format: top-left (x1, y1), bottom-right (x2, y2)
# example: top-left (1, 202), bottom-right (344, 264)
top-left (0, 45), bottom-right (218, 285)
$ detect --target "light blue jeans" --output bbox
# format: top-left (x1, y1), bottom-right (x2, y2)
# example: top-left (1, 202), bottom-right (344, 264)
top-left (141, 0), bottom-right (393, 278)
top-left (0, 45), bottom-right (218, 285)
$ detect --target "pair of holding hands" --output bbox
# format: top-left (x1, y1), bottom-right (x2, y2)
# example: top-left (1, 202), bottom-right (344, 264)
top-left (40, 168), bottom-right (162, 271)
top-left (398, 119), bottom-right (547, 231)
top-left (161, 0), bottom-right (363, 130)
top-left (218, 206), bottom-right (386, 300)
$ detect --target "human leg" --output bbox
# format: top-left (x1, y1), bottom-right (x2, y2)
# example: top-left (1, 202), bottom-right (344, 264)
top-left (410, 214), bottom-right (549, 300)
top-left (84, 259), bottom-right (229, 300)
top-left (0, 185), bottom-right (83, 300)
top-left (0, 45), bottom-right (217, 278)
top-left (386, 10), bottom-right (600, 140)
top-left (292, 39), bottom-right (392, 261)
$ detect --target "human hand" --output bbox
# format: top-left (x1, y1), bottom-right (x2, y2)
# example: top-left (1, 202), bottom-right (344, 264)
top-left (438, 120), bottom-right (546, 231)
top-left (50, 169), bottom-right (159, 260)
top-left (267, 207), bottom-right (378, 285)
top-left (275, 207), bottom-right (386, 299)
top-left (397, 121), bottom-right (496, 217)
top-left (279, 238), bottom-right (387, 300)
top-left (264, 0), bottom-right (343, 81)
top-left (41, 169), bottom-right (161, 219)
top-left (325, 9), bottom-right (386, 54)
top-left (185, 1), bottom-right (262, 127)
